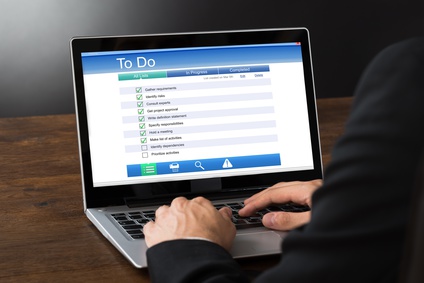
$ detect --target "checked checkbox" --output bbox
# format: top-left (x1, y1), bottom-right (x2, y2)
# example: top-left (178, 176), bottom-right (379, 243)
top-left (138, 109), bottom-right (144, 115)
top-left (136, 87), bottom-right (142, 93)
top-left (137, 101), bottom-right (143, 107)
top-left (140, 138), bottom-right (147, 144)
top-left (136, 94), bottom-right (143, 100)
top-left (140, 131), bottom-right (146, 136)
top-left (139, 123), bottom-right (145, 129)
top-left (138, 116), bottom-right (145, 122)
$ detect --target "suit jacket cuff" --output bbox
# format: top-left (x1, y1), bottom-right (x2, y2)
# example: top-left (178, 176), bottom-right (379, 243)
top-left (146, 239), bottom-right (249, 283)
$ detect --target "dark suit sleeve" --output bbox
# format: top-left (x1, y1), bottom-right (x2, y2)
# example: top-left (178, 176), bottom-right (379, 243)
top-left (146, 37), bottom-right (424, 283)
top-left (146, 239), bottom-right (250, 283)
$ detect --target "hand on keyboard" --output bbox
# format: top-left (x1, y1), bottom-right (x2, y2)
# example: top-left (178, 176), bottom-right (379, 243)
top-left (214, 202), bottom-right (310, 230)
top-left (239, 180), bottom-right (322, 230)
top-left (143, 196), bottom-right (236, 251)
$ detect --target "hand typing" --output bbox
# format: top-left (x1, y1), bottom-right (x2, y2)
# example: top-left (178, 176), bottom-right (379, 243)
top-left (143, 196), bottom-right (236, 250)
top-left (239, 180), bottom-right (322, 230)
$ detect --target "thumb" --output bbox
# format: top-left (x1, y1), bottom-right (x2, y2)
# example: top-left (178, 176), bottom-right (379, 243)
top-left (262, 211), bottom-right (310, 231)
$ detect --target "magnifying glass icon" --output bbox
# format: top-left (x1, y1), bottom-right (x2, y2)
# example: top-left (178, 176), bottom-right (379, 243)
top-left (194, 161), bottom-right (205, 170)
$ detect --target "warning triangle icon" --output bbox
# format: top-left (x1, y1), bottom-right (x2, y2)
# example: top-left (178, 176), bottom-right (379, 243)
top-left (222, 159), bottom-right (233, 168)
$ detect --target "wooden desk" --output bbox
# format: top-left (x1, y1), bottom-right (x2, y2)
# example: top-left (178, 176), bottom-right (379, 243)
top-left (0, 97), bottom-right (352, 282)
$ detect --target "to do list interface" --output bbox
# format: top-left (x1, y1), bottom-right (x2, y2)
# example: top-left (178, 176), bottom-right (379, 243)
top-left (81, 43), bottom-right (314, 187)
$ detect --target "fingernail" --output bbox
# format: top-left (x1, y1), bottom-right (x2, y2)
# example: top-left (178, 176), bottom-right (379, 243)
top-left (262, 213), bottom-right (275, 227)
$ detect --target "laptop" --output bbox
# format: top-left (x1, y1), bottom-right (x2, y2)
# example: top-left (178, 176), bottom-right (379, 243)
top-left (70, 27), bottom-right (322, 268)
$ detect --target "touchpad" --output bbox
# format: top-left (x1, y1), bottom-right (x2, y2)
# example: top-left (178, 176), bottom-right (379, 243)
top-left (230, 231), bottom-right (286, 258)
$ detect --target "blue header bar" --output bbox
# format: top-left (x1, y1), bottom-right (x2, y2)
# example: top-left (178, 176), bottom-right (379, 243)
top-left (81, 43), bottom-right (302, 74)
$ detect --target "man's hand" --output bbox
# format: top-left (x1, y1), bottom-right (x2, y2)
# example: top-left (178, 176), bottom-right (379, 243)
top-left (238, 179), bottom-right (322, 231)
top-left (143, 196), bottom-right (236, 250)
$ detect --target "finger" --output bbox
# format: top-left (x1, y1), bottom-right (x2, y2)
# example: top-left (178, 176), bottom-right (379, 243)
top-left (143, 221), bottom-right (152, 235)
top-left (244, 181), bottom-right (310, 205)
top-left (262, 211), bottom-right (311, 231)
top-left (171, 196), bottom-right (188, 207)
top-left (168, 196), bottom-right (191, 213)
top-left (191, 196), bottom-right (207, 203)
top-left (240, 183), bottom-right (298, 216)
top-left (191, 196), bottom-right (212, 207)
top-left (143, 221), bottom-right (155, 247)
top-left (239, 180), bottom-right (321, 216)
top-left (155, 204), bottom-right (169, 218)
top-left (218, 207), bottom-right (233, 220)
top-left (243, 182), bottom-right (291, 204)
top-left (244, 179), bottom-right (322, 205)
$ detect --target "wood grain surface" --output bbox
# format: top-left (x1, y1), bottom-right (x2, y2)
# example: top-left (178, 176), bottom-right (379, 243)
top-left (0, 97), bottom-right (352, 282)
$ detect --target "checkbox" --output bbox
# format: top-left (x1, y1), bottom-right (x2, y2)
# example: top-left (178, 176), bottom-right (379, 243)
top-left (137, 101), bottom-right (143, 107)
top-left (136, 87), bottom-right (142, 93)
top-left (138, 116), bottom-right (145, 122)
top-left (140, 130), bottom-right (146, 136)
top-left (142, 152), bottom-right (148, 158)
top-left (140, 138), bottom-right (147, 144)
top-left (141, 145), bottom-right (148, 151)
top-left (139, 123), bottom-right (145, 129)
top-left (138, 109), bottom-right (144, 115)
top-left (136, 94), bottom-right (143, 100)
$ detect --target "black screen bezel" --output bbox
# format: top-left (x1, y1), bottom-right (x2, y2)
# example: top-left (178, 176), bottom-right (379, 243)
top-left (70, 27), bottom-right (322, 208)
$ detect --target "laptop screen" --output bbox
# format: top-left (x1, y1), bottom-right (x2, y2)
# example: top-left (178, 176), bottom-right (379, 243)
top-left (71, 28), bottom-right (322, 207)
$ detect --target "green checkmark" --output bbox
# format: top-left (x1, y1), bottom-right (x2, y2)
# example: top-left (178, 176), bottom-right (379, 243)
top-left (136, 87), bottom-right (142, 93)
top-left (140, 131), bottom-right (146, 136)
top-left (138, 109), bottom-right (144, 115)
top-left (139, 123), bottom-right (145, 129)
top-left (136, 94), bottom-right (143, 100)
top-left (137, 101), bottom-right (143, 107)
top-left (140, 138), bottom-right (147, 144)
top-left (138, 116), bottom-right (145, 122)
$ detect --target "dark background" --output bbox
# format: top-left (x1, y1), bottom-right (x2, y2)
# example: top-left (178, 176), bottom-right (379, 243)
top-left (1, 0), bottom-right (423, 117)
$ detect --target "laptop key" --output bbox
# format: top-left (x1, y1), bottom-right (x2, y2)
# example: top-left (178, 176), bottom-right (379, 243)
top-left (137, 219), bottom-right (151, 225)
top-left (111, 213), bottom-right (126, 217)
top-left (127, 229), bottom-right (143, 234)
top-left (129, 215), bottom-right (143, 220)
top-left (123, 224), bottom-right (143, 230)
top-left (131, 234), bottom-right (145, 239)
top-left (113, 216), bottom-right (128, 221)
top-left (119, 220), bottom-right (136, 225)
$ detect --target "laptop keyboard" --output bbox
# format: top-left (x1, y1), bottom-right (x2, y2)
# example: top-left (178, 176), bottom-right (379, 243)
top-left (111, 202), bottom-right (310, 240)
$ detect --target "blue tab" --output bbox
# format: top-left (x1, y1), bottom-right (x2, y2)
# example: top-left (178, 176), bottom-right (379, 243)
top-left (167, 68), bottom-right (219, 78)
top-left (219, 65), bottom-right (269, 74)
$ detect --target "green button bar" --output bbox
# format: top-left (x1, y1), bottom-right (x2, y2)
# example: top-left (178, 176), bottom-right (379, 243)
top-left (118, 71), bottom-right (167, 81)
